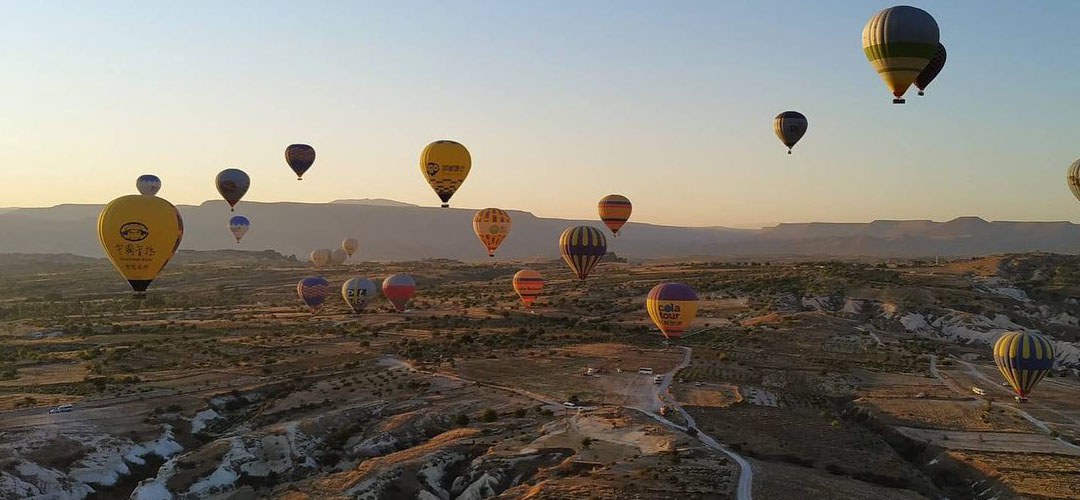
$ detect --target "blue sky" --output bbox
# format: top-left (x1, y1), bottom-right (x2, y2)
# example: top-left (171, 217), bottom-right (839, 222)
top-left (1, 1), bottom-right (1078, 227)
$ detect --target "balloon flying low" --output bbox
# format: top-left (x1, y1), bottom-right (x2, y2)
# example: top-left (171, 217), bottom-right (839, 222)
top-left (472, 208), bottom-right (511, 257)
top-left (512, 269), bottom-right (545, 308)
top-left (342, 238), bottom-right (359, 257)
top-left (646, 282), bottom-right (699, 339)
top-left (598, 195), bottom-right (632, 237)
top-left (862, 5), bottom-right (940, 104)
top-left (1065, 160), bottom-right (1080, 203)
top-left (97, 195), bottom-right (184, 292)
top-left (341, 277), bottom-right (377, 313)
top-left (310, 248), bottom-right (331, 268)
top-left (136, 175), bottom-right (161, 196)
top-left (773, 111), bottom-right (807, 154)
top-left (993, 331), bottom-right (1054, 401)
top-left (420, 140), bottom-right (471, 208)
top-left (382, 274), bottom-right (416, 312)
top-left (215, 169), bottom-right (250, 211)
top-left (330, 248), bottom-right (348, 266)
top-left (286, 144), bottom-right (316, 180)
top-left (297, 277), bottom-right (330, 314)
top-left (228, 216), bottom-right (250, 243)
top-left (558, 225), bottom-right (607, 280)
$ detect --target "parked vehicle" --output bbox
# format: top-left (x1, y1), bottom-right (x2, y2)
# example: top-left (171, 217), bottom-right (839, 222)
top-left (48, 404), bottom-right (73, 414)
top-left (638, 367), bottom-right (653, 375)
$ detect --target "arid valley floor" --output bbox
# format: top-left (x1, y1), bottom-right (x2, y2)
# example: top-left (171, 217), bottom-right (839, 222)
top-left (2, 251), bottom-right (1080, 499)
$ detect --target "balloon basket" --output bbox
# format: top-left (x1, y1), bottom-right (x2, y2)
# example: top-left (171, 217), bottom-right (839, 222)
top-left (892, 98), bottom-right (906, 104)
top-left (1015, 396), bottom-right (1028, 402)
top-left (917, 91), bottom-right (925, 96)
top-left (441, 204), bottom-right (449, 208)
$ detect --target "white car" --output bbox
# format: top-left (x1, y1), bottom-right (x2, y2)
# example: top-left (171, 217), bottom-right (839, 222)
top-left (48, 404), bottom-right (73, 414)
top-left (563, 402), bottom-right (577, 408)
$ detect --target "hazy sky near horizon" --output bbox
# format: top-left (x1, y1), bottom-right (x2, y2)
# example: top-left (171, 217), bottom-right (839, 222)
top-left (1, 1), bottom-right (1078, 228)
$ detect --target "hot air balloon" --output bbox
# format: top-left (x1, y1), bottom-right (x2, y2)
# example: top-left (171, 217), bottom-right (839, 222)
top-left (310, 249), bottom-right (331, 268)
top-left (646, 282), bottom-right (699, 339)
top-left (773, 112), bottom-right (808, 154)
top-left (330, 248), bottom-right (348, 266)
top-left (915, 43), bottom-right (946, 96)
top-left (286, 144), bottom-right (316, 180)
top-left (228, 215), bottom-right (250, 244)
top-left (297, 277), bottom-right (330, 314)
top-left (97, 195), bottom-right (184, 292)
top-left (382, 274), bottom-right (416, 312)
top-left (136, 175), bottom-right (161, 196)
top-left (342, 238), bottom-right (359, 257)
top-left (215, 169), bottom-right (250, 211)
top-left (472, 208), bottom-right (511, 257)
top-left (993, 331), bottom-right (1055, 401)
top-left (512, 270), bottom-right (545, 308)
top-left (420, 141), bottom-right (470, 208)
top-left (598, 195), bottom-right (632, 237)
top-left (558, 226), bottom-right (607, 280)
top-left (341, 277), bottom-right (377, 313)
top-left (1068, 160), bottom-right (1080, 203)
top-left (862, 6), bottom-right (940, 104)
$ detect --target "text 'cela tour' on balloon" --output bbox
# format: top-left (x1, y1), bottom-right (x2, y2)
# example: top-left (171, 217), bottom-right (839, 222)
top-left (646, 282), bottom-right (699, 339)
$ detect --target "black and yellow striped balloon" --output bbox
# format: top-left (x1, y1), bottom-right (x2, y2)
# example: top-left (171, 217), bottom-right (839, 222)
top-left (993, 331), bottom-right (1055, 401)
top-left (558, 225), bottom-right (607, 280)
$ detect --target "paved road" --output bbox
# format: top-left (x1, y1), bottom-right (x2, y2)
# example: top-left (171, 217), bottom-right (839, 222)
top-left (929, 354), bottom-right (1080, 454)
top-left (658, 346), bottom-right (753, 500)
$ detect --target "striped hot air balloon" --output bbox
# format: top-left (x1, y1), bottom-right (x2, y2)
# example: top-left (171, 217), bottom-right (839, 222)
top-left (773, 111), bottom-right (808, 154)
top-left (915, 43), bottom-right (947, 96)
top-left (297, 277), bottom-right (330, 314)
top-left (286, 144), bottom-right (316, 180)
top-left (512, 269), bottom-right (545, 308)
top-left (993, 331), bottom-right (1055, 401)
top-left (597, 195), bottom-right (632, 237)
top-left (558, 226), bottom-right (607, 280)
top-left (1066, 160), bottom-right (1080, 203)
top-left (646, 283), bottom-right (699, 339)
top-left (862, 6), bottom-right (940, 104)
top-left (473, 208), bottom-right (511, 257)
top-left (342, 238), bottom-right (359, 257)
top-left (382, 274), bottom-right (416, 312)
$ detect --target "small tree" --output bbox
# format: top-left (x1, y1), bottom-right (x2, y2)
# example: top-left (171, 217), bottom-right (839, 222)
top-left (581, 437), bottom-right (592, 448)
top-left (481, 409), bottom-right (498, 422)
top-left (453, 413), bottom-right (470, 427)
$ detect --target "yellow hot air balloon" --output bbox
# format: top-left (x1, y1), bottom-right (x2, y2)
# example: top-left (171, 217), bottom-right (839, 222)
top-left (420, 140), bottom-right (471, 208)
top-left (512, 269), bottom-right (545, 308)
top-left (472, 208), bottom-right (511, 257)
top-left (310, 249), bottom-right (331, 268)
top-left (342, 237), bottom-right (359, 257)
top-left (97, 195), bottom-right (184, 292)
top-left (646, 282), bottom-right (699, 339)
top-left (994, 331), bottom-right (1055, 401)
top-left (862, 6), bottom-right (940, 104)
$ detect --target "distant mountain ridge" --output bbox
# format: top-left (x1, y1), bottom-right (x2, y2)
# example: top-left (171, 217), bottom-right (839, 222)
top-left (0, 200), bottom-right (1077, 259)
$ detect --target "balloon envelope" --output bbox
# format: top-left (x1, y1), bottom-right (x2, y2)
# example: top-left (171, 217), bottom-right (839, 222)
top-left (382, 274), bottom-right (416, 312)
top-left (330, 248), bottom-right (348, 266)
top-left (420, 141), bottom-right (471, 208)
top-left (558, 226), bottom-right (607, 280)
top-left (228, 215), bottom-right (250, 243)
top-left (215, 169), bottom-right (250, 211)
top-left (472, 208), bottom-right (511, 257)
top-left (297, 277), bottom-right (330, 314)
top-left (97, 195), bottom-right (184, 292)
top-left (598, 195), bottom-right (632, 236)
top-left (1065, 160), bottom-right (1080, 203)
top-left (512, 270), bottom-right (545, 308)
top-left (915, 43), bottom-right (946, 95)
top-left (862, 6), bottom-right (940, 103)
top-left (773, 111), bottom-right (808, 154)
top-left (136, 175), bottom-right (161, 196)
top-left (341, 277), bottom-right (377, 313)
top-left (286, 144), bottom-right (316, 180)
top-left (310, 249), bottom-right (331, 268)
top-left (994, 331), bottom-right (1054, 400)
top-left (646, 282), bottom-right (699, 339)
top-left (342, 238), bottom-right (359, 257)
